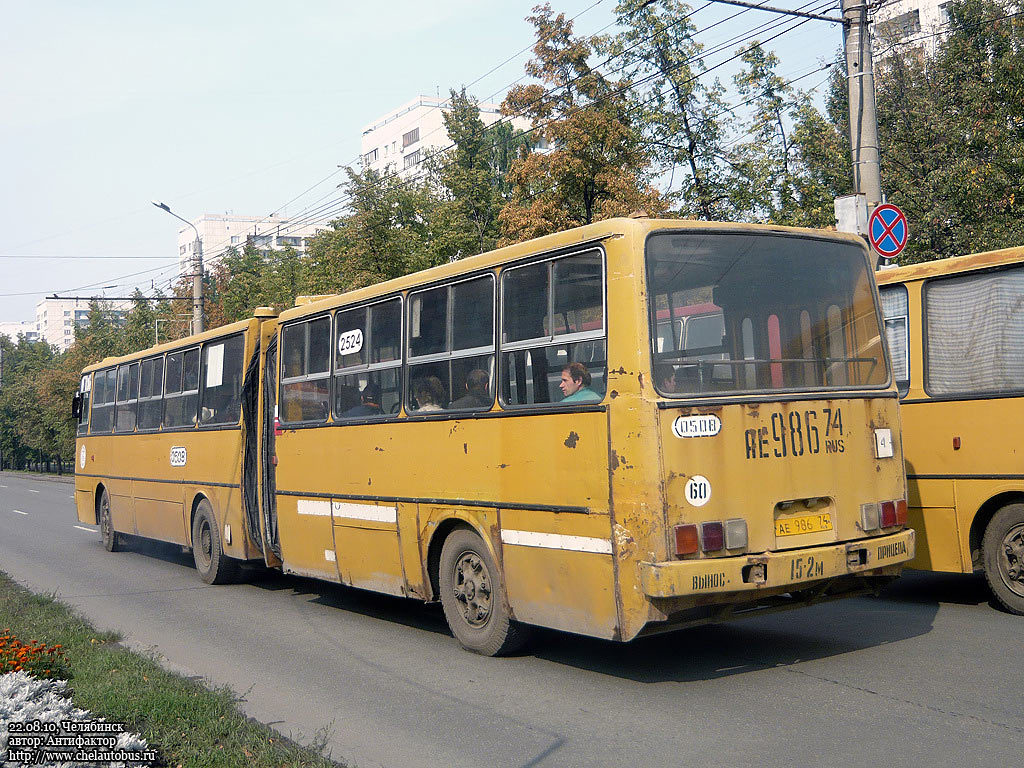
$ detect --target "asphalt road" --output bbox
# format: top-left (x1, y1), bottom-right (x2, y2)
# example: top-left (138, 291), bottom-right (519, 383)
top-left (1, 470), bottom-right (1021, 768)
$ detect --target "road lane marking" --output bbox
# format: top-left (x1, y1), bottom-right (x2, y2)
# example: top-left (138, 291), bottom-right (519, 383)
top-left (13, 510), bottom-right (28, 515)
top-left (29, 489), bottom-right (40, 493)
top-left (74, 525), bottom-right (97, 533)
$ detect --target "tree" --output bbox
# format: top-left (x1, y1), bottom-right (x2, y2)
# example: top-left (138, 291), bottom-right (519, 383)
top-left (426, 89), bottom-right (506, 259)
top-left (602, 0), bottom-right (732, 219)
top-left (792, 0), bottom-right (1023, 260)
top-left (498, 3), bottom-right (668, 244)
top-left (303, 166), bottom-right (444, 295)
top-left (873, 0), bottom-right (1024, 262)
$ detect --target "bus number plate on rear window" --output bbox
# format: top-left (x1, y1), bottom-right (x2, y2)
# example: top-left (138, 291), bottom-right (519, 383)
top-left (776, 513), bottom-right (833, 537)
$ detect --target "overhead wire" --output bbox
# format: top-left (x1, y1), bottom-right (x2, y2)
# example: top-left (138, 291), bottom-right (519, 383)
top-left (247, 0), bottom-right (832, 245)
top-left (27, 0), bottom-right (840, 301)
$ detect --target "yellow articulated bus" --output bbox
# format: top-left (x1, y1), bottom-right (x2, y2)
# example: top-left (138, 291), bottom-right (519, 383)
top-left (877, 246), bottom-right (1024, 615)
top-left (74, 218), bottom-right (914, 655)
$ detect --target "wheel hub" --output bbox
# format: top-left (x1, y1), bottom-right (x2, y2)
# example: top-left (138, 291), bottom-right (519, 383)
top-left (999, 523), bottom-right (1024, 596)
top-left (453, 552), bottom-right (491, 627)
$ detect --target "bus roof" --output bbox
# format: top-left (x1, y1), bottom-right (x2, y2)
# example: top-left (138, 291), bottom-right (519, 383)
top-left (81, 317), bottom-right (255, 374)
top-left (876, 245), bottom-right (1024, 286)
top-left (279, 217), bottom-right (867, 323)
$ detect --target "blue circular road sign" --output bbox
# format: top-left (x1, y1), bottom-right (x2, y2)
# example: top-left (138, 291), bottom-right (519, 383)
top-left (868, 204), bottom-right (908, 259)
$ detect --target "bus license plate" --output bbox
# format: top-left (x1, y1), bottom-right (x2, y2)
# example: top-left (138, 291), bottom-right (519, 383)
top-left (776, 513), bottom-right (834, 537)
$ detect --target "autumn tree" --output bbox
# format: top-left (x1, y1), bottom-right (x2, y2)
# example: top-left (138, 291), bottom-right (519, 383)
top-left (498, 3), bottom-right (667, 244)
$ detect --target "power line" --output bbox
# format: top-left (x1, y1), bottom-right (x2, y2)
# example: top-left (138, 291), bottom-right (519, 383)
top-left (250, 0), bottom-right (833, 245)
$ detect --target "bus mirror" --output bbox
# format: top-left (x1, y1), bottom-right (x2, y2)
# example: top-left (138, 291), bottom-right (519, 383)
top-left (71, 394), bottom-right (82, 420)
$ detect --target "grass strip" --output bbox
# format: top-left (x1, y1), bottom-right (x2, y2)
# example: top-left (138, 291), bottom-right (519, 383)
top-left (0, 570), bottom-right (346, 768)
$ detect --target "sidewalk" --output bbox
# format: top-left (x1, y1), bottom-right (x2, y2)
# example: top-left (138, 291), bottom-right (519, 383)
top-left (0, 470), bottom-right (74, 485)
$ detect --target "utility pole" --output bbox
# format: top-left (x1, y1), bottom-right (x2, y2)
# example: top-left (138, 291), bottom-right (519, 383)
top-left (152, 201), bottom-right (205, 334)
top-left (704, 1), bottom-right (884, 221)
top-left (841, 0), bottom-right (883, 211)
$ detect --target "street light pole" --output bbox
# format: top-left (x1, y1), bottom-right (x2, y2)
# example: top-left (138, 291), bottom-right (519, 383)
top-left (151, 200), bottom-right (204, 334)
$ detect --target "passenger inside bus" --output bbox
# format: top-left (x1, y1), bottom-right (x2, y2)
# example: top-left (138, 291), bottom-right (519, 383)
top-left (450, 369), bottom-right (491, 409)
top-left (559, 362), bottom-right (601, 403)
top-left (344, 383), bottom-right (383, 417)
top-left (656, 364), bottom-right (677, 393)
top-left (412, 376), bottom-right (446, 412)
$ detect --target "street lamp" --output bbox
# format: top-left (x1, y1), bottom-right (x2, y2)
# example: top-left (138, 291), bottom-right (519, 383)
top-left (151, 200), bottom-right (204, 334)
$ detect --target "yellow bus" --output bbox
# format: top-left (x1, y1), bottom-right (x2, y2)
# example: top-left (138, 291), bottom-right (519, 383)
top-left (877, 246), bottom-right (1024, 614)
top-left (74, 218), bottom-right (914, 654)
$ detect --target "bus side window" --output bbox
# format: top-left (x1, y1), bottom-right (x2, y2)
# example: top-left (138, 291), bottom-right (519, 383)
top-left (90, 369), bottom-right (115, 433)
top-left (115, 362), bottom-right (140, 433)
top-left (77, 374), bottom-right (92, 435)
top-left (200, 334), bottom-right (245, 426)
top-left (501, 250), bottom-right (606, 406)
top-left (137, 356), bottom-right (164, 430)
top-left (164, 348), bottom-right (200, 428)
top-left (280, 317), bottom-right (331, 423)
top-left (878, 285), bottom-right (910, 396)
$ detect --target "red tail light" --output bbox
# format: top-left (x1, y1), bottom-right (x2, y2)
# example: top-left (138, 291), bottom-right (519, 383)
top-left (879, 500), bottom-right (897, 528)
top-left (895, 498), bottom-right (908, 526)
top-left (674, 524), bottom-right (699, 556)
top-left (700, 521), bottom-right (724, 552)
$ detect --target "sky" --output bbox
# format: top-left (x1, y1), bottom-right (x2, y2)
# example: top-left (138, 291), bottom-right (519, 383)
top-left (0, 0), bottom-right (844, 323)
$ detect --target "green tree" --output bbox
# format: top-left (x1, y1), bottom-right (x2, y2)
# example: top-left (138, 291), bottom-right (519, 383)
top-left (426, 89), bottom-right (505, 259)
top-left (602, 0), bottom-right (732, 219)
top-left (303, 166), bottom-right (444, 294)
top-left (498, 3), bottom-right (667, 244)
top-left (874, 0), bottom-right (1024, 261)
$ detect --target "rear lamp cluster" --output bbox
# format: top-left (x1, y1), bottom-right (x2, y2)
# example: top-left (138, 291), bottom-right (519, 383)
top-left (674, 519), bottom-right (747, 556)
top-left (860, 498), bottom-right (907, 531)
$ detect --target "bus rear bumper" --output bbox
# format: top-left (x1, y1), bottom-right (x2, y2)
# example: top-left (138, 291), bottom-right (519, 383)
top-left (639, 528), bottom-right (915, 599)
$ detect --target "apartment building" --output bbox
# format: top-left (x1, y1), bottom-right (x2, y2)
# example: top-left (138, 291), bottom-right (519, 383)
top-left (360, 95), bottom-right (535, 180)
top-left (0, 321), bottom-right (40, 344)
top-left (871, 0), bottom-right (955, 55)
top-left (175, 214), bottom-right (326, 276)
top-left (32, 298), bottom-right (130, 352)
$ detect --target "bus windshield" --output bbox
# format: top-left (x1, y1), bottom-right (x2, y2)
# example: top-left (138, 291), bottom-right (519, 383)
top-left (647, 231), bottom-right (888, 396)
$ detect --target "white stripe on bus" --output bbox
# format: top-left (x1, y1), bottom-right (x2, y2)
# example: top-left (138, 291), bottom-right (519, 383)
top-left (500, 529), bottom-right (612, 554)
top-left (331, 501), bottom-right (397, 524)
top-left (296, 499), bottom-right (332, 516)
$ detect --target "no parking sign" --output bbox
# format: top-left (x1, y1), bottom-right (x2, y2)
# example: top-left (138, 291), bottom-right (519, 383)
top-left (868, 204), bottom-right (908, 260)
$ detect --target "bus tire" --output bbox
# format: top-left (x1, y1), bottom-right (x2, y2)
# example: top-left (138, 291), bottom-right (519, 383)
top-left (98, 488), bottom-right (121, 553)
top-left (438, 528), bottom-right (529, 656)
top-left (191, 499), bottom-right (238, 585)
top-left (982, 503), bottom-right (1024, 615)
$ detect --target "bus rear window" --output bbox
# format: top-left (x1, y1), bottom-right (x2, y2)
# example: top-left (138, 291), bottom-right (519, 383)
top-left (646, 232), bottom-right (888, 396)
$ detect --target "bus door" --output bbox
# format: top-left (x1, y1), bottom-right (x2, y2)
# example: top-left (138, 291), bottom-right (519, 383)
top-left (240, 339), bottom-right (263, 560)
top-left (259, 333), bottom-right (281, 563)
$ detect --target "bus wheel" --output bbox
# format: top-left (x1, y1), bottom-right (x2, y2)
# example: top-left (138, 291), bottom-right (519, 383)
top-left (438, 529), bottom-right (529, 656)
top-left (98, 489), bottom-right (121, 553)
top-left (191, 499), bottom-right (238, 585)
top-left (982, 503), bottom-right (1024, 615)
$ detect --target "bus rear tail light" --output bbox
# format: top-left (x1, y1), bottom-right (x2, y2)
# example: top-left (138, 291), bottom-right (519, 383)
top-left (724, 518), bottom-right (748, 550)
top-left (861, 503), bottom-right (879, 531)
top-left (700, 522), bottom-right (724, 552)
top-left (895, 499), bottom-right (908, 526)
top-left (879, 501), bottom-right (897, 528)
top-left (674, 524), bottom-right (699, 556)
